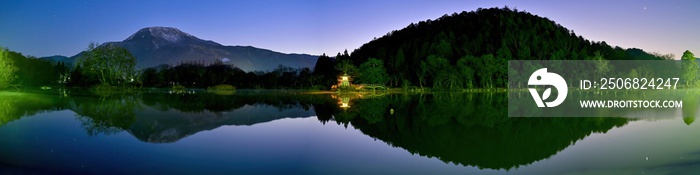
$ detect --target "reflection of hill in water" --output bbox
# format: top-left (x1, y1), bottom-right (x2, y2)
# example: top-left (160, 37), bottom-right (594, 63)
top-left (1, 91), bottom-right (636, 170)
top-left (69, 92), bottom-right (329, 143)
top-left (128, 104), bottom-right (314, 143)
top-left (332, 93), bottom-right (629, 170)
top-left (0, 91), bottom-right (330, 143)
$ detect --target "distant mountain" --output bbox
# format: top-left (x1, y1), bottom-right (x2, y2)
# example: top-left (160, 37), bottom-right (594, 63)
top-left (39, 55), bottom-right (71, 64)
top-left (68, 27), bottom-right (317, 72)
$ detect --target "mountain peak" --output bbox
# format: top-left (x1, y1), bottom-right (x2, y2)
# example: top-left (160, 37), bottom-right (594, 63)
top-left (78, 27), bottom-right (317, 71)
top-left (125, 26), bottom-right (193, 43)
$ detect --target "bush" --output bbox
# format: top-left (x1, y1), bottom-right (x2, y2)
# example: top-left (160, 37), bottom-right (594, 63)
top-left (208, 84), bottom-right (236, 91)
top-left (208, 84), bottom-right (236, 95)
top-left (308, 85), bottom-right (327, 90)
top-left (172, 85), bottom-right (186, 90)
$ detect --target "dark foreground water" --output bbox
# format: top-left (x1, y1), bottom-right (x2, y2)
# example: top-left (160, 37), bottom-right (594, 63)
top-left (1, 90), bottom-right (699, 174)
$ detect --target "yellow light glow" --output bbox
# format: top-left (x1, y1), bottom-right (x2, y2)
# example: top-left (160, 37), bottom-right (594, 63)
top-left (341, 76), bottom-right (348, 81)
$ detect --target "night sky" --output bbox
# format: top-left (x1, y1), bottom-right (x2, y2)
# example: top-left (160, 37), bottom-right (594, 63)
top-left (1, 0), bottom-right (698, 59)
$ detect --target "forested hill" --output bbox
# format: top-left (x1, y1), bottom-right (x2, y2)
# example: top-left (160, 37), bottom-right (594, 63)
top-left (338, 7), bottom-right (669, 89)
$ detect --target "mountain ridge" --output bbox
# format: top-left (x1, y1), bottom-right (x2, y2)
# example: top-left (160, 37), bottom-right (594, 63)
top-left (60, 26), bottom-right (317, 72)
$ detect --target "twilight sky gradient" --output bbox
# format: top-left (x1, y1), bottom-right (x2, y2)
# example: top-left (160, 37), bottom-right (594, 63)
top-left (0, 0), bottom-right (698, 59)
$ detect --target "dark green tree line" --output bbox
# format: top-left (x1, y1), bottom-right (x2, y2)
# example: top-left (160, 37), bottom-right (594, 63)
top-left (0, 49), bottom-right (69, 88)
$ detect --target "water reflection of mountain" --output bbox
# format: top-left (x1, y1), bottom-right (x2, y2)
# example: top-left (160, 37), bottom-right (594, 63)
top-left (331, 93), bottom-right (629, 170)
top-left (128, 104), bottom-right (314, 143)
top-left (69, 92), bottom-right (332, 143)
top-left (0, 91), bottom-right (331, 143)
top-left (1, 91), bottom-right (634, 170)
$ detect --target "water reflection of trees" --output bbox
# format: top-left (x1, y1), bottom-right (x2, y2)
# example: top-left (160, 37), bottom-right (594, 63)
top-left (329, 92), bottom-right (630, 170)
top-left (2, 90), bottom-right (689, 170)
top-left (683, 91), bottom-right (700, 125)
top-left (0, 92), bottom-right (68, 126)
top-left (71, 94), bottom-right (141, 135)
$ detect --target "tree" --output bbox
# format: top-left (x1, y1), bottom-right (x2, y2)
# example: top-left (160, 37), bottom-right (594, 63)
top-left (651, 52), bottom-right (675, 60)
top-left (418, 61), bottom-right (428, 88)
top-left (476, 54), bottom-right (497, 88)
top-left (55, 62), bottom-right (70, 84)
top-left (0, 48), bottom-right (18, 89)
top-left (358, 58), bottom-right (389, 85)
top-left (205, 63), bottom-right (233, 86)
top-left (681, 50), bottom-right (698, 86)
top-left (628, 68), bottom-right (639, 78)
top-left (593, 51), bottom-right (611, 81)
top-left (312, 54), bottom-right (337, 87)
top-left (424, 55), bottom-right (461, 89)
top-left (78, 43), bottom-right (137, 86)
top-left (141, 68), bottom-right (159, 87)
top-left (335, 59), bottom-right (358, 77)
top-left (68, 65), bottom-right (90, 87)
top-left (456, 56), bottom-right (475, 88)
top-left (391, 48), bottom-right (407, 87)
top-left (298, 67), bottom-right (313, 87)
top-left (433, 38), bottom-right (452, 58)
top-left (682, 50), bottom-right (696, 60)
top-left (496, 42), bottom-right (512, 60)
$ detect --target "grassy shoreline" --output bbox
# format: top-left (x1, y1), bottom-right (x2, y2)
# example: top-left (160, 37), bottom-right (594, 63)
top-left (1, 85), bottom-right (511, 96)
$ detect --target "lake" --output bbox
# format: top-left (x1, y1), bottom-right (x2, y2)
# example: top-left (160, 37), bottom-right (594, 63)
top-left (1, 90), bottom-right (699, 174)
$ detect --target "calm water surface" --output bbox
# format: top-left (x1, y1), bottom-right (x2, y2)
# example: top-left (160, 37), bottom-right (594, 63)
top-left (1, 90), bottom-right (699, 174)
